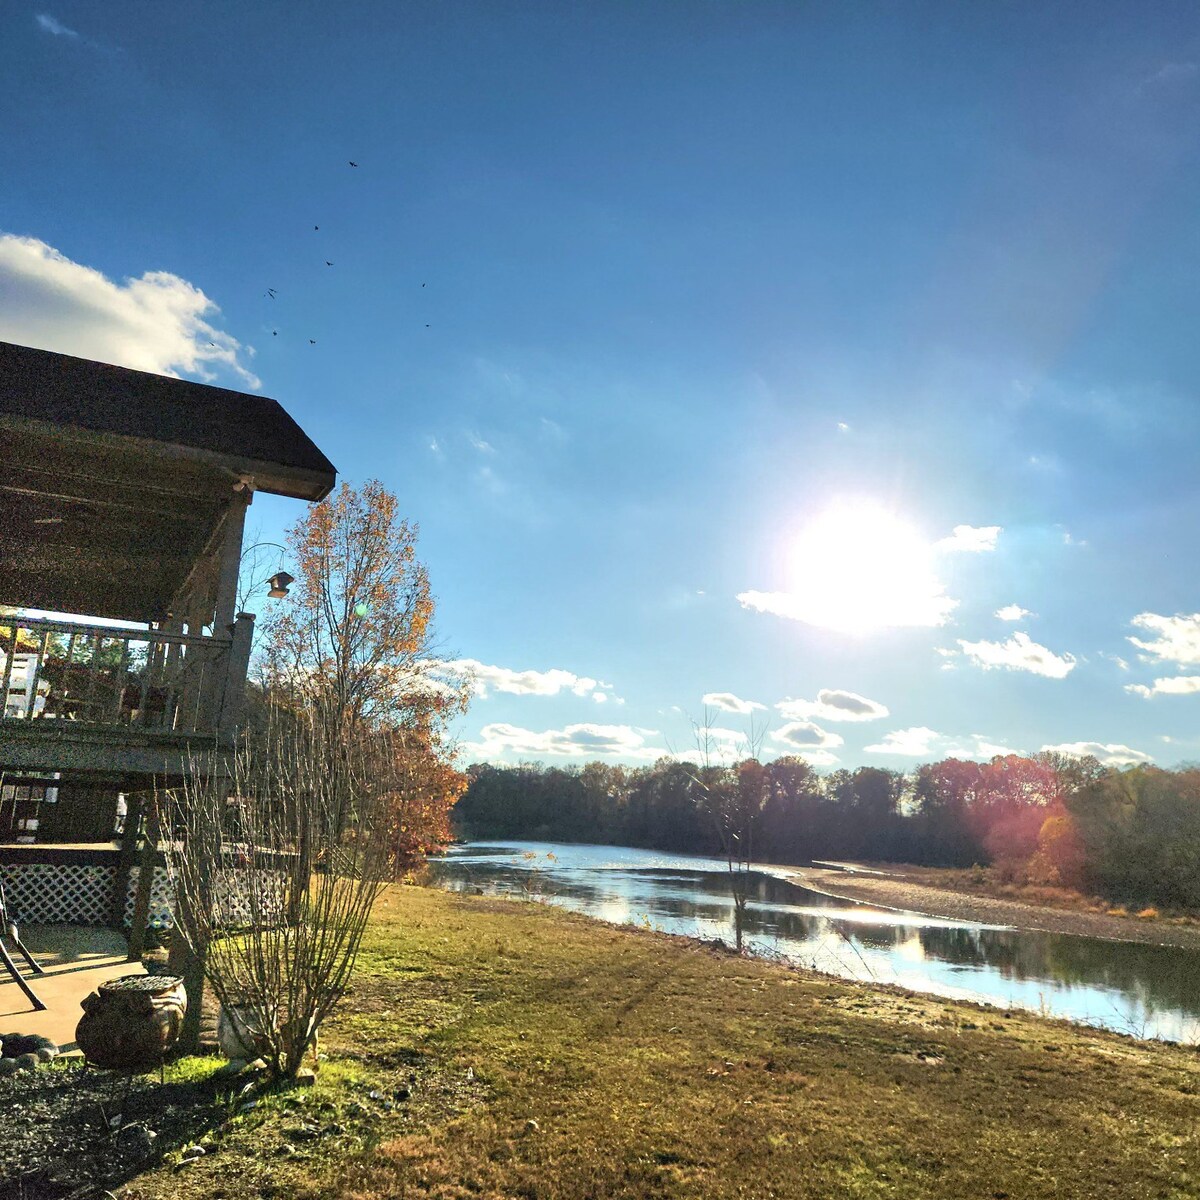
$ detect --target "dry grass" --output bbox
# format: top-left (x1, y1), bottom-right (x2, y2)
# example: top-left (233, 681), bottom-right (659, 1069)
top-left (117, 885), bottom-right (1200, 1200)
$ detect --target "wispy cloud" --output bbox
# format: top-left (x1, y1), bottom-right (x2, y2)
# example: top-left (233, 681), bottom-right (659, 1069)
top-left (864, 727), bottom-right (1013, 760)
top-left (777, 689), bottom-right (889, 723)
top-left (1128, 612), bottom-right (1200, 666)
top-left (466, 430), bottom-right (496, 454)
top-left (0, 233), bottom-right (259, 387)
top-left (1125, 675), bottom-right (1200, 699)
top-left (701, 692), bottom-right (765, 715)
top-left (36, 13), bottom-right (78, 37)
top-left (1041, 741), bottom-right (1152, 766)
top-left (464, 722), bottom-right (663, 762)
top-left (935, 524), bottom-right (1001, 553)
top-left (957, 632), bottom-right (1077, 679)
top-left (437, 658), bottom-right (619, 704)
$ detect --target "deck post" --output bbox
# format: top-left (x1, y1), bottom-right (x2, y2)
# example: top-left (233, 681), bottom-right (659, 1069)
top-left (109, 791), bottom-right (144, 933)
top-left (213, 485), bottom-right (253, 631)
top-left (126, 797), bottom-right (162, 962)
top-left (218, 612), bottom-right (256, 738)
top-left (169, 866), bottom-right (211, 1054)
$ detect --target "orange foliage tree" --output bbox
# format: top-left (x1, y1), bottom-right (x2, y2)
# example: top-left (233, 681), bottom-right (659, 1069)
top-left (259, 480), bottom-right (469, 868)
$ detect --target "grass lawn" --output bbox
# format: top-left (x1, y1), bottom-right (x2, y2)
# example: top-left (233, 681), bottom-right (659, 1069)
top-left (118, 885), bottom-right (1200, 1200)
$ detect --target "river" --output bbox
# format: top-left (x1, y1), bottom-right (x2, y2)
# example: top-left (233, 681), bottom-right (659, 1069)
top-left (429, 840), bottom-right (1200, 1044)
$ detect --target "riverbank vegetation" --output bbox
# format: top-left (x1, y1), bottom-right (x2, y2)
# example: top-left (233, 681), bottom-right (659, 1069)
top-left (457, 754), bottom-right (1200, 913)
top-left (105, 886), bottom-right (1198, 1199)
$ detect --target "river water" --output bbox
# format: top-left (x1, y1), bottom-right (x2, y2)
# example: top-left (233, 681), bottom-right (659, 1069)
top-left (429, 840), bottom-right (1200, 1044)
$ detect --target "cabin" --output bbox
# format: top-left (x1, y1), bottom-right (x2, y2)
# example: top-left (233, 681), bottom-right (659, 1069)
top-left (0, 340), bottom-right (336, 1040)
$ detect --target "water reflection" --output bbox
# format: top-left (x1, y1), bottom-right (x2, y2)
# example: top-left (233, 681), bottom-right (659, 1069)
top-left (430, 841), bottom-right (1200, 1044)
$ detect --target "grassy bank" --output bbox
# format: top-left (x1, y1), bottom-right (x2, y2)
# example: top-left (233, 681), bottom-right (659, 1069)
top-left (115, 886), bottom-right (1199, 1200)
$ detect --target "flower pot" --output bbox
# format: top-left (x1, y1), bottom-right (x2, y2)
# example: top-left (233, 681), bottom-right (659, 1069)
top-left (76, 974), bottom-right (186, 1072)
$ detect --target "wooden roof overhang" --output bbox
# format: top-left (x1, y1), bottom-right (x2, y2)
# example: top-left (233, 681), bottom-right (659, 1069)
top-left (0, 341), bottom-right (337, 624)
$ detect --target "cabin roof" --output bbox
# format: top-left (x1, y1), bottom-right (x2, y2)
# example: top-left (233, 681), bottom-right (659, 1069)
top-left (0, 341), bottom-right (336, 501)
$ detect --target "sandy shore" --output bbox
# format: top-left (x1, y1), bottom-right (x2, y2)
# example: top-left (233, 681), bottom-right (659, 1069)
top-left (772, 863), bottom-right (1200, 952)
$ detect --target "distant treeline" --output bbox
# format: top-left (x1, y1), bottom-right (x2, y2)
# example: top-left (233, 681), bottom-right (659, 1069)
top-left (455, 754), bottom-right (1200, 910)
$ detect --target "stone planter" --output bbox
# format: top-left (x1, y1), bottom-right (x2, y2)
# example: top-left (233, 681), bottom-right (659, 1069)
top-left (217, 1002), bottom-right (274, 1062)
top-left (76, 974), bottom-right (186, 1073)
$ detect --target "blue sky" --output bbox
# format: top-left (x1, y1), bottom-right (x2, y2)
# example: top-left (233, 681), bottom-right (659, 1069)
top-left (4, 2), bottom-right (1200, 770)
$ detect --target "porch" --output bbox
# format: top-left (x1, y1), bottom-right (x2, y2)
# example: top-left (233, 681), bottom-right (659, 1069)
top-left (0, 924), bottom-right (144, 1053)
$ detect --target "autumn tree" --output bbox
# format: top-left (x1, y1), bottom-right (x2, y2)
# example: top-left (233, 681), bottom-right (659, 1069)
top-left (259, 479), bottom-right (469, 854)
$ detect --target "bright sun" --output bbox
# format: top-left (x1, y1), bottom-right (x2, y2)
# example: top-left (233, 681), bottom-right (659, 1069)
top-left (777, 501), bottom-right (956, 635)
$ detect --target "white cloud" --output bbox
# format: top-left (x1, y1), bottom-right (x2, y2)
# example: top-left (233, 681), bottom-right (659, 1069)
top-left (1128, 612), bottom-right (1200, 666)
top-left (935, 524), bottom-right (1001, 553)
top-left (836, 421), bottom-right (850, 433)
top-left (464, 722), bottom-right (665, 762)
top-left (957, 632), bottom-right (1077, 679)
top-left (775, 747), bottom-right (840, 767)
top-left (864, 727), bottom-right (943, 757)
top-left (438, 659), bottom-right (618, 703)
top-left (1041, 741), bottom-right (1152, 766)
top-left (771, 721), bottom-right (843, 751)
top-left (702, 692), bottom-right (766, 714)
top-left (466, 430), bottom-right (496, 454)
top-left (739, 585), bottom-right (956, 633)
top-left (36, 13), bottom-right (78, 37)
top-left (995, 604), bottom-right (1032, 621)
top-left (864, 727), bottom-right (1014, 760)
top-left (776, 689), bottom-right (889, 723)
top-left (1125, 676), bottom-right (1200, 699)
top-left (0, 234), bottom-right (259, 388)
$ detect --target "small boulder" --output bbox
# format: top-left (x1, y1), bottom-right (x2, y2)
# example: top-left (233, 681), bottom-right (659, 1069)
top-left (15, 1053), bottom-right (38, 1072)
top-left (0, 1058), bottom-right (19, 1077)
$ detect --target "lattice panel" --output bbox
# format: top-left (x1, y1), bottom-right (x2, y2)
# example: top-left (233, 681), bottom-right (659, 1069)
top-left (120, 867), bottom-right (287, 930)
top-left (0, 863), bottom-right (114, 924)
top-left (124, 865), bottom-right (177, 930)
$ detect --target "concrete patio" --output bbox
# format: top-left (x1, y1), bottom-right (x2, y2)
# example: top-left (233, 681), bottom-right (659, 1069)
top-left (0, 925), bottom-right (144, 1052)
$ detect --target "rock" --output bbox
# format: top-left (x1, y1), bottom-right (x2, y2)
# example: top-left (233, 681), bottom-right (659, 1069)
top-left (0, 1058), bottom-right (19, 1076)
top-left (285, 1123), bottom-right (321, 1141)
top-left (524, 1119), bottom-right (540, 1134)
top-left (394, 1086), bottom-right (411, 1101)
top-left (123, 1126), bottom-right (157, 1154)
top-left (1, 1033), bottom-right (54, 1057)
top-left (180, 1145), bottom-right (206, 1160)
top-left (237, 1099), bottom-right (260, 1113)
top-left (346, 1101), bottom-right (368, 1118)
top-left (292, 1066), bottom-right (317, 1087)
top-left (36, 1045), bottom-right (58, 1062)
top-left (15, 1053), bottom-right (38, 1072)
top-left (368, 1089), bottom-right (385, 1101)
top-left (276, 1143), bottom-right (299, 1157)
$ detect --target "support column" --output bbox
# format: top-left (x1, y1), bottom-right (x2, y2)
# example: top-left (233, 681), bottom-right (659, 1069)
top-left (109, 792), bottom-right (144, 934)
top-left (213, 484), bottom-right (253, 632)
top-left (127, 797), bottom-right (162, 962)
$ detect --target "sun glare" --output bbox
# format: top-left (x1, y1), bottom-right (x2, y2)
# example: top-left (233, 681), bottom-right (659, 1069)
top-left (783, 502), bottom-right (955, 635)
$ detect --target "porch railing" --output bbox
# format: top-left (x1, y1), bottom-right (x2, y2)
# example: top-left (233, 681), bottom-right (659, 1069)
top-left (0, 616), bottom-right (233, 737)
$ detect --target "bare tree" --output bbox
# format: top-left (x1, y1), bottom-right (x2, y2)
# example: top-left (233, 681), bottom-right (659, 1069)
top-left (688, 709), bottom-right (768, 952)
top-left (164, 703), bottom-right (395, 1081)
